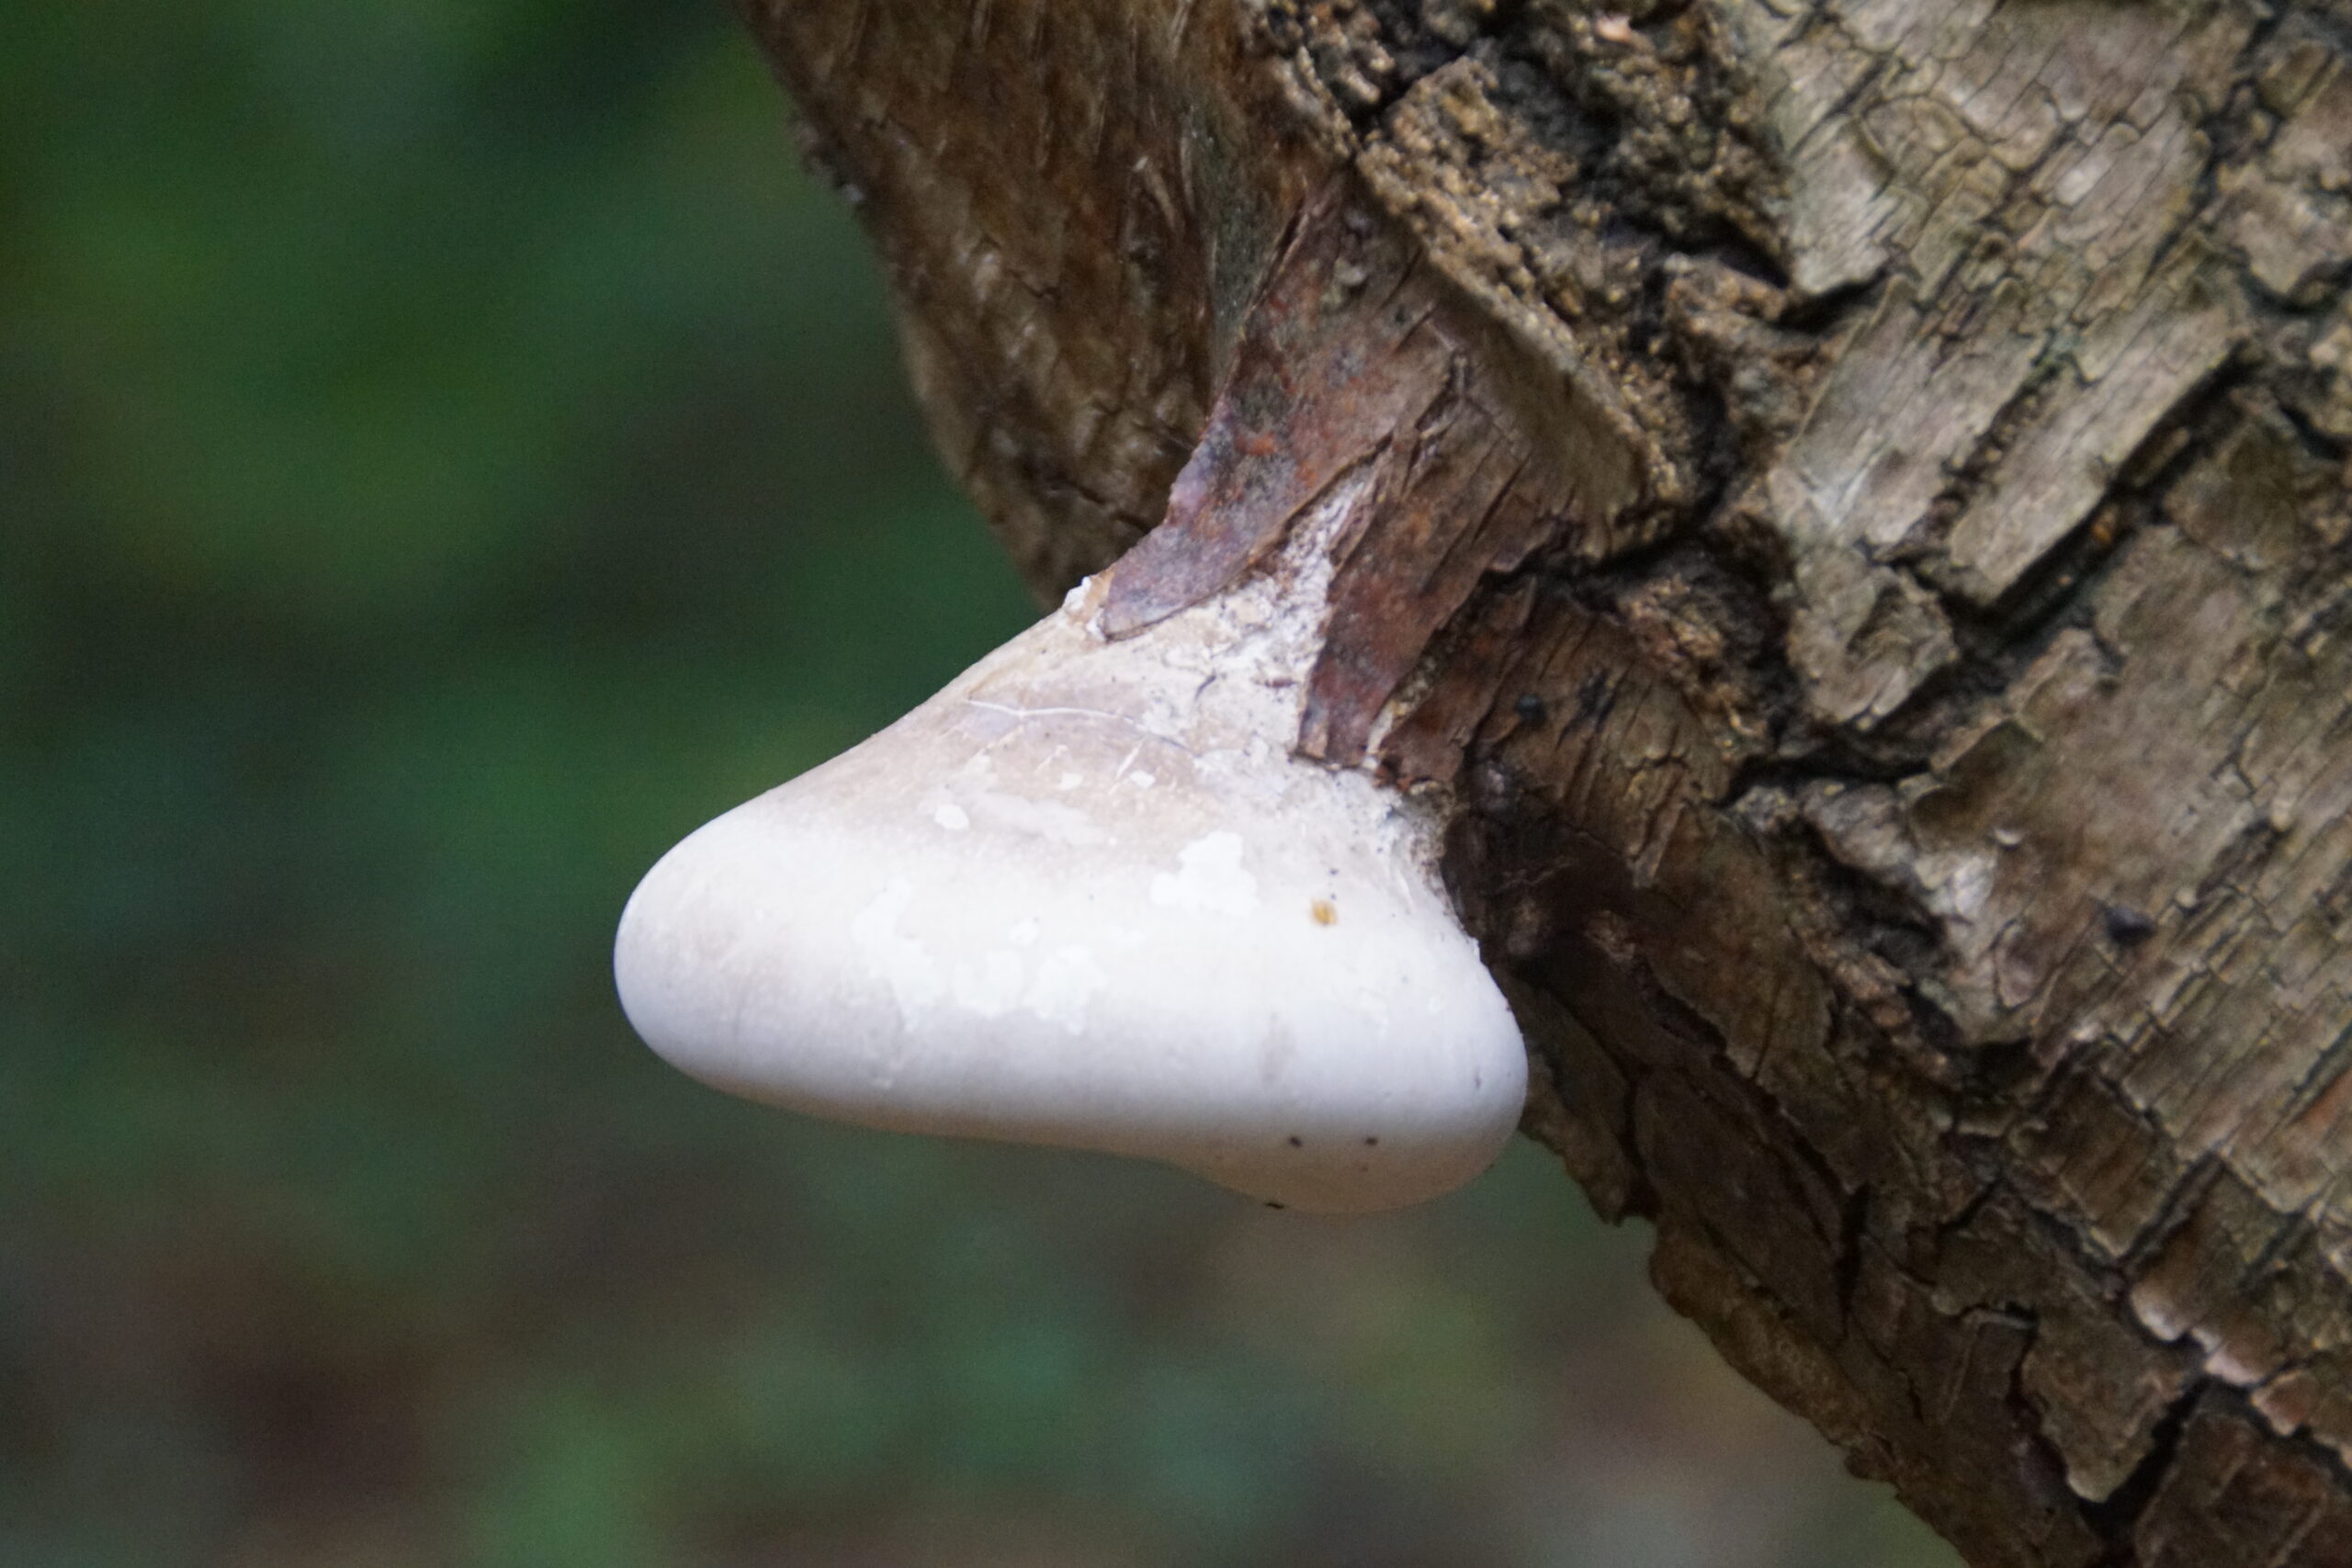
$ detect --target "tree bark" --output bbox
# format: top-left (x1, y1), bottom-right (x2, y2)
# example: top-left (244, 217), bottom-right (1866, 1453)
top-left (739, 0), bottom-right (2352, 1562)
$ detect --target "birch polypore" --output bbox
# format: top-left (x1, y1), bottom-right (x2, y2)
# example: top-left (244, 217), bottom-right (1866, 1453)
top-left (614, 482), bottom-right (1527, 1213)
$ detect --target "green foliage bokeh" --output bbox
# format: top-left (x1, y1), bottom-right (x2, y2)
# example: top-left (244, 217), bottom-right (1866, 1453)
top-left (0, 5), bottom-right (1961, 1565)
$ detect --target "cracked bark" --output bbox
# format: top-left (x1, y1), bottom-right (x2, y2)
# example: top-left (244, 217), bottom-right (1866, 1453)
top-left (739, 0), bottom-right (2352, 1562)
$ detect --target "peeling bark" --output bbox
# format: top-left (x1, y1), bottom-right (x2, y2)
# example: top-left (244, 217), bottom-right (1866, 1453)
top-left (739, 0), bottom-right (2352, 1561)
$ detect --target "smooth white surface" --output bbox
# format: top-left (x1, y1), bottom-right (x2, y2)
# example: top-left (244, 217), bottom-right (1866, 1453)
top-left (614, 485), bottom-right (1528, 1211)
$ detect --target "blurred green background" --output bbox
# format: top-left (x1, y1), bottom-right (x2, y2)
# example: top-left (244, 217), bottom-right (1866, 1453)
top-left (0, 4), bottom-right (1962, 1565)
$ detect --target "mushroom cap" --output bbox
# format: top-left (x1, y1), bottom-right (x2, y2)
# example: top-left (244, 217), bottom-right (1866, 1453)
top-left (615, 594), bottom-right (1527, 1213)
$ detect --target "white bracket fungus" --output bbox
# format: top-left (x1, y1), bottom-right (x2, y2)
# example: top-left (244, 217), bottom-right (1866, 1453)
top-left (614, 480), bottom-right (1527, 1212)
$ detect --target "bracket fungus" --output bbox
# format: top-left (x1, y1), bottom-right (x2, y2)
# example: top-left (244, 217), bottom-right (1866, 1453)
top-left (616, 456), bottom-right (1527, 1215)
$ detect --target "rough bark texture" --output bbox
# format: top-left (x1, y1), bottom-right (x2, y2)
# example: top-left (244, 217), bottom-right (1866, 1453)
top-left (743, 0), bottom-right (2352, 1562)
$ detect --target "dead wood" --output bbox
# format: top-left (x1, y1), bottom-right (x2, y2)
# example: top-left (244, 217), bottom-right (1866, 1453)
top-left (741, 0), bottom-right (2352, 1561)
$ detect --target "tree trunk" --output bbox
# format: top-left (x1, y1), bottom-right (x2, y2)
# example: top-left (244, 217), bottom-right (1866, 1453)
top-left (737, 0), bottom-right (2352, 1561)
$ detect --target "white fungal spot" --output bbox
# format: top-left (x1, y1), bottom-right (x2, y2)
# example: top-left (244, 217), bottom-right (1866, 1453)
top-left (1023, 945), bottom-right (1106, 1032)
top-left (950, 948), bottom-right (1026, 1016)
top-left (1128, 771), bottom-right (1158, 790)
top-left (932, 802), bottom-right (971, 831)
top-left (1149, 831), bottom-right (1258, 916)
top-left (850, 878), bottom-right (944, 1025)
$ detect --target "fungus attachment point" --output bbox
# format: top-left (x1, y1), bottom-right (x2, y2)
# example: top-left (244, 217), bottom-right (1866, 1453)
top-left (614, 486), bottom-right (1527, 1212)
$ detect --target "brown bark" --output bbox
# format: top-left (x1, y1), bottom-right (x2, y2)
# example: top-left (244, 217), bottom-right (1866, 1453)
top-left (740, 0), bottom-right (2352, 1562)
